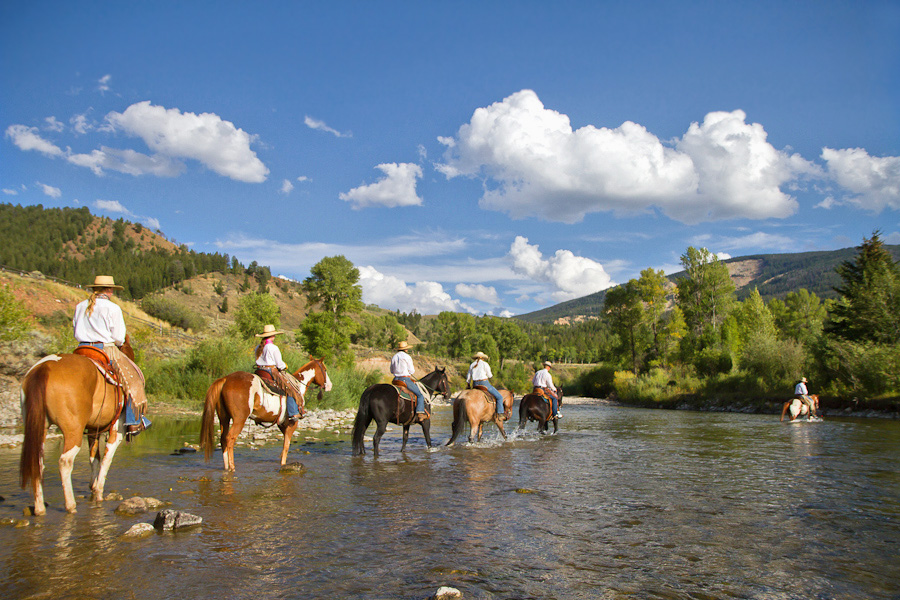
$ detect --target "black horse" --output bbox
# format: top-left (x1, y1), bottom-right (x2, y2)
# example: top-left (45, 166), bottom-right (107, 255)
top-left (351, 367), bottom-right (451, 457)
top-left (518, 387), bottom-right (563, 434)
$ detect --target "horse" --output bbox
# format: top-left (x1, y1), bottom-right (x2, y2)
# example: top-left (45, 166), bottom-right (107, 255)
top-left (781, 394), bottom-right (821, 422)
top-left (19, 338), bottom-right (138, 515)
top-left (518, 386), bottom-right (564, 434)
top-left (446, 386), bottom-right (515, 445)
top-left (200, 358), bottom-right (332, 471)
top-left (351, 367), bottom-right (450, 458)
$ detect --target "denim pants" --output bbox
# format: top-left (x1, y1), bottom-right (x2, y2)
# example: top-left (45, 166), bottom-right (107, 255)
top-left (396, 376), bottom-right (426, 412)
top-left (475, 379), bottom-right (504, 413)
top-left (286, 395), bottom-right (299, 417)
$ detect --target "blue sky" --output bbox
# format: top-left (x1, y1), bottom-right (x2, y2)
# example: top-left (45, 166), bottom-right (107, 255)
top-left (2, 1), bottom-right (899, 316)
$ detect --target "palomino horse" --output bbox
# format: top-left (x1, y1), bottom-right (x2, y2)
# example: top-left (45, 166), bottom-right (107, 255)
top-left (19, 338), bottom-right (138, 515)
top-left (518, 387), bottom-right (564, 434)
top-left (446, 386), bottom-right (515, 445)
top-left (781, 394), bottom-right (821, 422)
top-left (200, 358), bottom-right (332, 470)
top-left (351, 367), bottom-right (450, 457)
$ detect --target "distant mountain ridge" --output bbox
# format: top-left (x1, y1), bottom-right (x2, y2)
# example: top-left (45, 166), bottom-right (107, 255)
top-left (515, 245), bottom-right (900, 325)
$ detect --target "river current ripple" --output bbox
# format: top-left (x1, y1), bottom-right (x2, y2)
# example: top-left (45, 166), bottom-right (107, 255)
top-left (1, 403), bottom-right (898, 599)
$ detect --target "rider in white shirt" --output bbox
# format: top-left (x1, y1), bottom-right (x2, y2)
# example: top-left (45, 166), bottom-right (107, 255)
top-left (794, 376), bottom-right (818, 417)
top-left (466, 352), bottom-right (506, 419)
top-left (391, 340), bottom-right (427, 421)
top-left (533, 361), bottom-right (561, 419)
top-left (254, 324), bottom-right (303, 422)
top-left (72, 275), bottom-right (150, 437)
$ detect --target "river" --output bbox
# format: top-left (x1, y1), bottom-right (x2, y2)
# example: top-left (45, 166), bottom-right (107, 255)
top-left (1, 401), bottom-right (898, 599)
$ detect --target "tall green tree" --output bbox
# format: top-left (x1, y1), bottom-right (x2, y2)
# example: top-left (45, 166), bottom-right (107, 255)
top-left (604, 281), bottom-right (645, 373)
top-left (675, 246), bottom-right (735, 352)
top-left (301, 255), bottom-right (363, 360)
top-left (234, 292), bottom-right (281, 340)
top-left (769, 289), bottom-right (826, 344)
top-left (826, 231), bottom-right (900, 344)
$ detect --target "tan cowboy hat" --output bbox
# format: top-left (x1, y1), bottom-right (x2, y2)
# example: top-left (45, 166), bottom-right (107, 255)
top-left (397, 340), bottom-right (410, 351)
top-left (543, 361), bottom-right (552, 367)
top-left (87, 275), bottom-right (123, 289)
top-left (255, 324), bottom-right (284, 338)
top-left (473, 351), bottom-right (488, 359)
top-left (801, 376), bottom-right (808, 383)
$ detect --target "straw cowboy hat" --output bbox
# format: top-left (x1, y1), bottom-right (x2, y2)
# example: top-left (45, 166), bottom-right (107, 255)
top-left (801, 376), bottom-right (808, 383)
top-left (87, 275), bottom-right (123, 290)
top-left (543, 361), bottom-right (552, 368)
top-left (473, 351), bottom-right (488, 360)
top-left (397, 340), bottom-right (410, 351)
top-left (255, 324), bottom-right (284, 338)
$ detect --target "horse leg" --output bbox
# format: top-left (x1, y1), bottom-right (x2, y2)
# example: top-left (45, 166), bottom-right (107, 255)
top-left (372, 419), bottom-right (387, 459)
top-left (496, 418), bottom-right (508, 440)
top-left (279, 422), bottom-right (298, 466)
top-left (91, 429), bottom-right (123, 501)
top-left (401, 425), bottom-right (410, 452)
top-left (225, 417), bottom-right (246, 471)
top-left (58, 435), bottom-right (82, 513)
top-left (421, 419), bottom-right (433, 448)
top-left (88, 432), bottom-right (102, 492)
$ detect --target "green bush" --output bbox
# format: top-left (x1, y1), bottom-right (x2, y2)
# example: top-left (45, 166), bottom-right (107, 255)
top-left (145, 336), bottom-right (250, 406)
top-left (693, 347), bottom-right (733, 377)
top-left (818, 338), bottom-right (900, 399)
top-left (0, 284), bottom-right (32, 341)
top-left (141, 295), bottom-right (207, 332)
top-left (739, 333), bottom-right (807, 392)
top-left (568, 364), bottom-right (617, 398)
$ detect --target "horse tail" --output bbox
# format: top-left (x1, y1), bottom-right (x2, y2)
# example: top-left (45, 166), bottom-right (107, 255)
top-left (200, 377), bottom-right (226, 461)
top-left (19, 366), bottom-right (49, 489)
top-left (446, 394), bottom-right (467, 446)
top-left (351, 386), bottom-right (374, 456)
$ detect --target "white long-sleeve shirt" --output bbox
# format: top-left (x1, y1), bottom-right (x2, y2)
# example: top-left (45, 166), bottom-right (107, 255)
top-left (390, 351), bottom-right (415, 377)
top-left (467, 359), bottom-right (493, 383)
top-left (256, 340), bottom-right (287, 370)
top-left (73, 296), bottom-right (126, 345)
top-left (532, 368), bottom-right (556, 391)
top-left (795, 381), bottom-right (808, 395)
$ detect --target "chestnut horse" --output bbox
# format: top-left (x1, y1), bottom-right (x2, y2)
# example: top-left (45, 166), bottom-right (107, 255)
top-left (200, 358), bottom-right (332, 471)
top-left (518, 387), bottom-right (564, 434)
top-left (19, 338), bottom-right (138, 515)
top-left (351, 368), bottom-right (451, 458)
top-left (781, 394), bottom-right (821, 422)
top-left (446, 387), bottom-right (515, 445)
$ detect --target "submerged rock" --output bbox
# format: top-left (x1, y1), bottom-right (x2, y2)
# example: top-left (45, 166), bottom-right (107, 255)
top-left (123, 522), bottom-right (155, 537)
top-left (153, 509), bottom-right (203, 531)
top-left (279, 462), bottom-right (306, 473)
top-left (115, 496), bottom-right (167, 515)
top-left (432, 587), bottom-right (462, 599)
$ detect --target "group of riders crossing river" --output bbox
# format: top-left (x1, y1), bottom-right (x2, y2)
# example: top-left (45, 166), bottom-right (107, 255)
top-left (17, 274), bottom-right (820, 514)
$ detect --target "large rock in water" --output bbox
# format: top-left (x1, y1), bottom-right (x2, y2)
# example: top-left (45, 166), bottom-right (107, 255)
top-left (153, 509), bottom-right (202, 531)
top-left (115, 496), bottom-right (166, 515)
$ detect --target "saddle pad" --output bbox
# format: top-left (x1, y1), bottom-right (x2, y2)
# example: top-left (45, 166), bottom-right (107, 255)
top-left (393, 384), bottom-right (414, 404)
top-left (73, 347), bottom-right (119, 386)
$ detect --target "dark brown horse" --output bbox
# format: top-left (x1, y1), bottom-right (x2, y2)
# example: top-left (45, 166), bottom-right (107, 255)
top-left (351, 368), bottom-right (450, 458)
top-left (446, 386), bottom-right (515, 445)
top-left (200, 358), bottom-right (332, 471)
top-left (19, 338), bottom-right (137, 515)
top-left (518, 387), bottom-right (564, 434)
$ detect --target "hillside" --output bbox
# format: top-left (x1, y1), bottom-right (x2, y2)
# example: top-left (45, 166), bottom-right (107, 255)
top-left (516, 244), bottom-right (900, 324)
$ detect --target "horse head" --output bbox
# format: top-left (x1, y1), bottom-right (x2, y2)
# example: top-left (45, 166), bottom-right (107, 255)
top-left (300, 356), bottom-right (333, 392)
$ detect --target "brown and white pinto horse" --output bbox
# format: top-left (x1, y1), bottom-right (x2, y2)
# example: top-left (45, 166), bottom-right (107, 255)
top-left (19, 339), bottom-right (137, 515)
top-left (781, 394), bottom-right (821, 422)
top-left (446, 387), bottom-right (515, 445)
top-left (200, 358), bottom-right (332, 471)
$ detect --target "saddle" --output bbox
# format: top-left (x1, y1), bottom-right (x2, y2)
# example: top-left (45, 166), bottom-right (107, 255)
top-left (391, 379), bottom-right (428, 425)
top-left (255, 368), bottom-right (288, 396)
top-left (531, 387), bottom-right (550, 402)
top-left (73, 346), bottom-right (120, 386)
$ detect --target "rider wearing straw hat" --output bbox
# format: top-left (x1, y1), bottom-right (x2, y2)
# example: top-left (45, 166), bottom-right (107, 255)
top-left (391, 340), bottom-right (427, 421)
top-left (533, 360), bottom-right (562, 419)
top-left (73, 275), bottom-right (150, 437)
top-left (467, 351), bottom-right (506, 419)
top-left (794, 376), bottom-right (818, 418)
top-left (254, 324), bottom-right (304, 423)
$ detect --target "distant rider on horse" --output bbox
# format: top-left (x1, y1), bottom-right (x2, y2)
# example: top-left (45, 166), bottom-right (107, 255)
top-left (254, 324), bottom-right (304, 423)
top-left (390, 340), bottom-right (427, 422)
top-left (467, 351), bottom-right (506, 420)
top-left (73, 275), bottom-right (150, 437)
top-left (794, 376), bottom-right (819, 418)
top-left (533, 360), bottom-right (562, 419)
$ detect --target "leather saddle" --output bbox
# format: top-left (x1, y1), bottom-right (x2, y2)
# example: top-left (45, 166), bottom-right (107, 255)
top-left (391, 378), bottom-right (415, 404)
top-left (531, 387), bottom-right (550, 402)
top-left (73, 346), bottom-right (119, 386)
top-left (255, 368), bottom-right (288, 396)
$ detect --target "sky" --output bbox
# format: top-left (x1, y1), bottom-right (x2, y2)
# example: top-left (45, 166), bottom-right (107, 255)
top-left (2, 1), bottom-right (899, 317)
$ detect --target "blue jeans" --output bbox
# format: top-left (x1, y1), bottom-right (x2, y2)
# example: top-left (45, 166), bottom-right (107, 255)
top-left (286, 395), bottom-right (299, 418)
top-left (396, 376), bottom-right (426, 412)
top-left (475, 379), bottom-right (504, 414)
top-left (123, 399), bottom-right (151, 428)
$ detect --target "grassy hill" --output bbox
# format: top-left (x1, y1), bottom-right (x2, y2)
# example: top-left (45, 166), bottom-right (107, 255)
top-left (516, 244), bottom-right (900, 324)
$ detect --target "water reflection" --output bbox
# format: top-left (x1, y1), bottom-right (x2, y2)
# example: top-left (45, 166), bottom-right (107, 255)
top-left (1, 405), bottom-right (899, 599)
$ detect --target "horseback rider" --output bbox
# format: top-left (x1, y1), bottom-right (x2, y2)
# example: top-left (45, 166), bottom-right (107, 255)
top-left (390, 340), bottom-right (428, 422)
top-left (533, 360), bottom-right (561, 419)
top-left (794, 376), bottom-right (818, 418)
top-left (73, 275), bottom-right (150, 437)
top-left (254, 324), bottom-right (304, 423)
top-left (467, 351), bottom-right (506, 420)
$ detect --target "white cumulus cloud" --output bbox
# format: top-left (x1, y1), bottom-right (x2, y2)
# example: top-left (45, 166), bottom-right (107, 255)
top-left (340, 163), bottom-right (423, 209)
top-left (44, 116), bottom-right (64, 132)
top-left (5, 125), bottom-right (65, 157)
top-left (437, 90), bottom-right (817, 225)
top-left (37, 182), bottom-right (61, 198)
top-left (508, 236), bottom-right (614, 302)
top-left (68, 147), bottom-right (185, 177)
top-left (94, 199), bottom-right (129, 213)
top-left (358, 265), bottom-right (474, 314)
top-left (105, 101), bottom-right (269, 182)
top-left (822, 147), bottom-right (900, 212)
top-left (455, 283), bottom-right (501, 306)
top-left (280, 179), bottom-right (294, 194)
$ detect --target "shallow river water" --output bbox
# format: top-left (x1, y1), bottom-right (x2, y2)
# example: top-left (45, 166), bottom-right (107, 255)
top-left (1, 402), bottom-right (898, 600)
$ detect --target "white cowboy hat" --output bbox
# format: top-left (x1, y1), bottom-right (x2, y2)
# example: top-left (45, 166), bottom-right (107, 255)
top-left (87, 275), bottom-right (123, 289)
top-left (397, 340), bottom-right (410, 351)
top-left (543, 361), bottom-right (552, 367)
top-left (255, 324), bottom-right (284, 338)
top-left (473, 351), bottom-right (488, 359)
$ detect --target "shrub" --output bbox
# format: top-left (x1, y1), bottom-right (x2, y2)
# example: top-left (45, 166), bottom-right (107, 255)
top-left (0, 284), bottom-right (33, 341)
top-left (568, 364), bottom-right (617, 398)
top-left (740, 333), bottom-right (807, 392)
top-left (693, 347), bottom-right (733, 377)
top-left (141, 295), bottom-right (207, 332)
